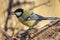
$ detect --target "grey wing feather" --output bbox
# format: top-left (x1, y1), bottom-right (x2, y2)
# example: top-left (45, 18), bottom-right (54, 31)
top-left (27, 13), bottom-right (46, 20)
top-left (26, 12), bottom-right (59, 21)
top-left (28, 13), bottom-right (59, 27)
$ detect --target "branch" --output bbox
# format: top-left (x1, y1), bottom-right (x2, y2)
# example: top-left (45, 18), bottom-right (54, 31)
top-left (31, 19), bottom-right (60, 39)
top-left (29, 0), bottom-right (50, 10)
top-left (4, 0), bottom-right (13, 31)
top-left (12, 1), bottom-right (33, 7)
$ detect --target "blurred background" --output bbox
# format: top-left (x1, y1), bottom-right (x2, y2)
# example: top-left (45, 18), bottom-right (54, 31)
top-left (0, 0), bottom-right (60, 40)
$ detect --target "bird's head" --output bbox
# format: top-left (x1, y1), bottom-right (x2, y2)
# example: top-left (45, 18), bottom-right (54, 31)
top-left (14, 8), bottom-right (24, 17)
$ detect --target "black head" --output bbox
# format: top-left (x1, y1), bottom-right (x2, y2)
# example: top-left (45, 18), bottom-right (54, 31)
top-left (14, 8), bottom-right (23, 17)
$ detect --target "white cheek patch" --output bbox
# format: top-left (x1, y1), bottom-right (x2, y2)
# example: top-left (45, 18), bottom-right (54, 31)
top-left (15, 12), bottom-right (22, 16)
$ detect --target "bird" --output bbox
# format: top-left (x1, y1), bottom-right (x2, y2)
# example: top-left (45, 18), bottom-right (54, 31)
top-left (14, 8), bottom-right (58, 27)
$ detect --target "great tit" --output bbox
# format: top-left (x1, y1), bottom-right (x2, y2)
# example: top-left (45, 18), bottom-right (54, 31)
top-left (14, 8), bottom-right (58, 27)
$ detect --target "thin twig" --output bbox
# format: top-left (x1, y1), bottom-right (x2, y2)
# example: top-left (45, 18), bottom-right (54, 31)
top-left (4, 0), bottom-right (13, 31)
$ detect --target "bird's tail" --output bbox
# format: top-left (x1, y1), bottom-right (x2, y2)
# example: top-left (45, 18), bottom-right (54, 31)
top-left (45, 17), bottom-right (59, 20)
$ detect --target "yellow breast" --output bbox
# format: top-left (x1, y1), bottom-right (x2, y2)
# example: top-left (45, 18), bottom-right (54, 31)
top-left (19, 17), bottom-right (36, 27)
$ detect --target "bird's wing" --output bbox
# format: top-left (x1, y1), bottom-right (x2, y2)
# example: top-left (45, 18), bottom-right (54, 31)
top-left (26, 13), bottom-right (46, 21)
top-left (26, 13), bottom-right (59, 21)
